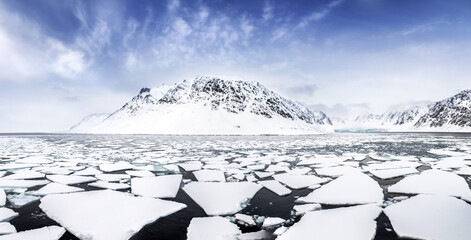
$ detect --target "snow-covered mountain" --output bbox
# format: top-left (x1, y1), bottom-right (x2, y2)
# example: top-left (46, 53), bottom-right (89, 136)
top-left (69, 113), bottom-right (110, 132)
top-left (70, 76), bottom-right (333, 134)
top-left (338, 90), bottom-right (471, 132)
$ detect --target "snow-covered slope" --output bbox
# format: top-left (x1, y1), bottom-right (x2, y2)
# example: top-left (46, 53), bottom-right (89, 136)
top-left (69, 114), bottom-right (110, 132)
top-left (70, 76), bottom-right (333, 134)
top-left (337, 90), bottom-right (471, 132)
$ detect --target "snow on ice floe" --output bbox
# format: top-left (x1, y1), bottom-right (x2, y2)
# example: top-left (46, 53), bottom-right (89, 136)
top-left (7, 194), bottom-right (40, 208)
top-left (0, 222), bottom-right (16, 235)
top-left (292, 203), bottom-right (321, 216)
top-left (388, 169), bottom-right (471, 198)
top-left (89, 181), bottom-right (130, 190)
top-left (73, 167), bottom-right (102, 176)
top-left (0, 163), bottom-right (37, 171)
top-left (187, 216), bottom-right (241, 240)
top-left (178, 162), bottom-right (203, 171)
top-left (262, 217), bottom-right (285, 228)
top-left (272, 173), bottom-right (328, 189)
top-left (368, 167), bottom-right (418, 179)
top-left (0, 179), bottom-right (49, 188)
top-left (46, 175), bottom-right (96, 185)
top-left (95, 173), bottom-right (130, 182)
top-left (298, 172), bottom-right (383, 205)
top-left (385, 194), bottom-right (471, 240)
top-left (125, 170), bottom-right (155, 177)
top-left (238, 230), bottom-right (272, 240)
top-left (193, 170), bottom-right (226, 182)
top-left (99, 161), bottom-right (135, 172)
top-left (1, 170), bottom-right (44, 179)
top-left (258, 180), bottom-right (291, 196)
top-left (0, 225), bottom-right (65, 240)
top-left (39, 190), bottom-right (186, 240)
top-left (314, 166), bottom-right (362, 177)
top-left (0, 190), bottom-right (5, 206)
top-left (235, 213), bottom-right (256, 226)
top-left (183, 182), bottom-right (262, 215)
top-left (0, 208), bottom-right (18, 222)
top-left (131, 175), bottom-right (182, 198)
top-left (278, 204), bottom-right (382, 240)
top-left (31, 183), bottom-right (84, 196)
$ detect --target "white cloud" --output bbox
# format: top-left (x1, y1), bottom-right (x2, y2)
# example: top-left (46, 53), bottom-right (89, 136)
top-left (49, 40), bottom-right (87, 79)
top-left (297, 0), bottom-right (343, 28)
top-left (263, 1), bottom-right (274, 21)
top-left (167, 0), bottom-right (180, 12)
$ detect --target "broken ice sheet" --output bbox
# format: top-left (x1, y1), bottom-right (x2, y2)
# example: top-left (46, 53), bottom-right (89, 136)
top-left (0, 179), bottom-right (49, 189)
top-left (388, 169), bottom-right (471, 198)
top-left (278, 204), bottom-right (382, 240)
top-left (178, 161), bottom-right (203, 171)
top-left (262, 217), bottom-right (285, 228)
top-left (368, 167), bottom-right (418, 180)
top-left (235, 213), bottom-right (256, 226)
top-left (0, 189), bottom-right (5, 206)
top-left (298, 172), bottom-right (383, 205)
top-left (7, 194), bottom-right (40, 208)
top-left (131, 175), bottom-right (182, 198)
top-left (89, 181), bottom-right (130, 190)
top-left (0, 225), bottom-right (65, 240)
top-left (314, 165), bottom-right (361, 177)
top-left (385, 194), bottom-right (471, 240)
top-left (193, 170), bottom-right (226, 182)
top-left (1, 170), bottom-right (45, 179)
top-left (125, 170), bottom-right (155, 177)
top-left (39, 190), bottom-right (186, 240)
top-left (183, 182), bottom-right (261, 215)
top-left (0, 222), bottom-right (16, 235)
top-left (0, 208), bottom-right (18, 222)
top-left (292, 203), bottom-right (321, 216)
top-left (30, 183), bottom-right (84, 196)
top-left (46, 175), bottom-right (96, 185)
top-left (73, 167), bottom-right (102, 176)
top-left (187, 216), bottom-right (241, 240)
top-left (258, 180), bottom-right (292, 196)
top-left (273, 173), bottom-right (328, 189)
top-left (95, 173), bottom-right (130, 182)
top-left (99, 161), bottom-right (135, 172)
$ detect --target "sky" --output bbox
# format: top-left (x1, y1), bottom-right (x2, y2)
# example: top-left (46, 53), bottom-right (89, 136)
top-left (0, 0), bottom-right (470, 132)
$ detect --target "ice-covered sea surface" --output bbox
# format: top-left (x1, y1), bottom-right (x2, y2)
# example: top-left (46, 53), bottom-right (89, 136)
top-left (0, 133), bottom-right (470, 240)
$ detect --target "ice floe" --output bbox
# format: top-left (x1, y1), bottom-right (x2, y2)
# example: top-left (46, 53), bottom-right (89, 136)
top-left (292, 203), bottom-right (321, 216)
top-left (0, 179), bottom-right (49, 188)
top-left (46, 175), bottom-right (96, 185)
top-left (31, 183), bottom-right (84, 196)
top-left (95, 173), bottom-right (130, 182)
top-left (278, 204), bottom-right (382, 240)
top-left (235, 213), bottom-right (256, 226)
top-left (272, 173), bottom-right (328, 189)
top-left (131, 175), bottom-right (182, 198)
top-left (7, 194), bottom-right (40, 208)
top-left (388, 169), bottom-right (471, 198)
top-left (298, 172), bottom-right (383, 205)
top-left (385, 194), bottom-right (471, 240)
top-left (73, 167), bottom-right (102, 176)
top-left (125, 170), bottom-right (155, 177)
top-left (1, 170), bottom-right (44, 179)
top-left (0, 226), bottom-right (65, 240)
top-left (0, 208), bottom-right (18, 222)
top-left (193, 170), bottom-right (226, 182)
top-left (0, 222), bottom-right (16, 235)
top-left (258, 180), bottom-right (291, 196)
top-left (187, 216), bottom-right (241, 240)
top-left (39, 190), bottom-right (186, 240)
top-left (0, 190), bottom-right (4, 206)
top-left (262, 217), bottom-right (285, 228)
top-left (314, 166), bottom-right (361, 177)
top-left (99, 161), bottom-right (135, 172)
top-left (89, 181), bottom-right (130, 190)
top-left (368, 167), bottom-right (418, 179)
top-left (183, 182), bottom-right (262, 215)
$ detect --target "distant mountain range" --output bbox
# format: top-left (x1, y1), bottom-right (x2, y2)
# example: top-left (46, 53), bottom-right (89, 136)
top-left (70, 77), bottom-right (471, 134)
top-left (70, 76), bottom-right (332, 134)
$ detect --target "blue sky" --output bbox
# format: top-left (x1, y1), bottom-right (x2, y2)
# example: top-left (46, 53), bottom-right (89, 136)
top-left (0, 0), bottom-right (470, 131)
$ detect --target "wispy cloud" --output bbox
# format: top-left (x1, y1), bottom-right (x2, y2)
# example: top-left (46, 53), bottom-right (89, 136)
top-left (297, 0), bottom-right (343, 28)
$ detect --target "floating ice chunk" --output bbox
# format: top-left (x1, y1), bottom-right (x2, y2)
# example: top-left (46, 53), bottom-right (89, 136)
top-left (1, 170), bottom-right (45, 180)
top-left (385, 194), bottom-right (471, 240)
top-left (7, 194), bottom-right (40, 208)
top-left (125, 170), bottom-right (155, 177)
top-left (0, 190), bottom-right (4, 206)
top-left (0, 225), bottom-right (65, 240)
top-left (278, 204), bottom-right (382, 240)
top-left (0, 163), bottom-right (37, 171)
top-left (162, 164), bottom-right (180, 172)
top-left (131, 175), bottom-right (182, 198)
top-left (456, 167), bottom-right (471, 176)
top-left (262, 217), bottom-right (285, 228)
top-left (178, 162), bottom-right (203, 172)
top-left (187, 216), bottom-right (241, 240)
top-left (273, 226), bottom-right (288, 236)
top-left (362, 161), bottom-right (421, 171)
top-left (95, 174), bottom-right (130, 182)
top-left (183, 182), bottom-right (262, 215)
top-left (0, 222), bottom-right (16, 235)
top-left (46, 175), bottom-right (96, 185)
top-left (247, 164), bottom-right (266, 171)
top-left (369, 167), bottom-right (418, 179)
top-left (0, 208), bottom-right (18, 222)
top-left (298, 172), bottom-right (383, 205)
top-left (31, 183), bottom-right (84, 196)
top-left (35, 167), bottom-right (72, 175)
top-left (0, 179), bottom-right (49, 188)
top-left (285, 167), bottom-right (311, 175)
top-left (99, 161), bottom-right (135, 172)
top-left (259, 180), bottom-right (291, 196)
top-left (388, 170), bottom-right (471, 198)
top-left (272, 173), bottom-right (328, 190)
top-left (39, 190), bottom-right (186, 240)
top-left (265, 164), bottom-right (289, 172)
top-left (193, 170), bottom-right (226, 182)
top-left (238, 230), bottom-right (272, 240)
top-left (292, 203), bottom-right (321, 216)
top-left (16, 157), bottom-right (53, 164)
top-left (315, 166), bottom-right (361, 177)
top-left (73, 167), bottom-right (102, 176)
top-left (254, 171), bottom-right (274, 179)
top-left (235, 213), bottom-right (256, 226)
top-left (0, 172), bottom-right (5, 178)
top-left (89, 181), bottom-right (130, 190)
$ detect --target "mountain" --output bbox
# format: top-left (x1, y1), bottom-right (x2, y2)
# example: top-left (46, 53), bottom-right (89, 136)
top-left (69, 113), bottom-right (110, 132)
top-left (339, 90), bottom-right (471, 132)
top-left (70, 76), bottom-right (333, 134)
